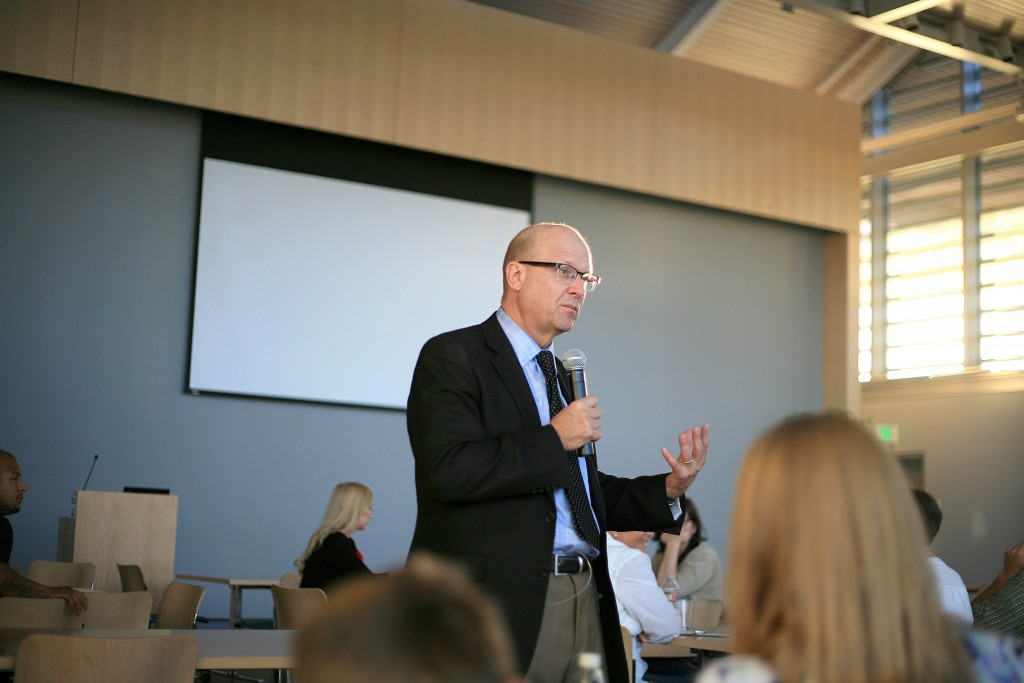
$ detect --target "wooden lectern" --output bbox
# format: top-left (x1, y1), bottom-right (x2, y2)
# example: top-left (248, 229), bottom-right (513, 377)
top-left (57, 490), bottom-right (177, 606)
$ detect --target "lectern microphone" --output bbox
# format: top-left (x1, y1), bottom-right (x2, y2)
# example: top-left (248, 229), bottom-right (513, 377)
top-left (82, 453), bottom-right (99, 490)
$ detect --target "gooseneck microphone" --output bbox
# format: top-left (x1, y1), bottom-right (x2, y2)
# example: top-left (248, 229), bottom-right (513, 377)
top-left (82, 454), bottom-right (99, 491)
top-left (71, 454), bottom-right (99, 517)
top-left (562, 348), bottom-right (596, 456)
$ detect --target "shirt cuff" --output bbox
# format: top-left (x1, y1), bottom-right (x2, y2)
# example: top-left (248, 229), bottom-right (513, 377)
top-left (668, 497), bottom-right (683, 520)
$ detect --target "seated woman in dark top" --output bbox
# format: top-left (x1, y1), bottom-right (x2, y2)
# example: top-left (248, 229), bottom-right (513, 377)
top-left (296, 482), bottom-right (374, 590)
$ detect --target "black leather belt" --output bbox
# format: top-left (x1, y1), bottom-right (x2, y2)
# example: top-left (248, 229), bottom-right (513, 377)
top-left (552, 553), bottom-right (589, 575)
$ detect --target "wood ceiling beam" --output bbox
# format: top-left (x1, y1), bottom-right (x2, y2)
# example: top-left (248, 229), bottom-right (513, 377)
top-left (827, 42), bottom-right (919, 104)
top-left (654, 0), bottom-right (733, 55)
top-left (862, 104), bottom-right (1022, 153)
top-left (869, 0), bottom-right (947, 24)
top-left (785, 0), bottom-right (1023, 76)
top-left (862, 121), bottom-right (1024, 178)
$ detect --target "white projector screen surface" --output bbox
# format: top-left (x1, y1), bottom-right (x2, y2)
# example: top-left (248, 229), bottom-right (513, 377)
top-left (189, 158), bottom-right (529, 409)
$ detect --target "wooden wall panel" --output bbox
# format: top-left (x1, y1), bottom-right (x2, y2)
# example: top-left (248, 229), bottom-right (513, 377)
top-left (823, 230), bottom-right (860, 412)
top-left (72, 0), bottom-right (402, 141)
top-left (0, 0), bottom-right (77, 81)
top-left (654, 56), bottom-right (862, 232)
top-left (395, 0), bottom-right (658, 192)
top-left (2, 0), bottom-right (862, 235)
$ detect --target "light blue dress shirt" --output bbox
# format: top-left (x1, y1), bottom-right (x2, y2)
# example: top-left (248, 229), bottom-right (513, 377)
top-left (496, 308), bottom-right (599, 557)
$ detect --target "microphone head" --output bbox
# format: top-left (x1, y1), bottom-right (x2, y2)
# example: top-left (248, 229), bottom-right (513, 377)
top-left (562, 348), bottom-right (587, 371)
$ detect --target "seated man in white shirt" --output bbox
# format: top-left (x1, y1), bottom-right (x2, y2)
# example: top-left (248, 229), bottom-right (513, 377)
top-left (607, 531), bottom-right (680, 682)
top-left (912, 488), bottom-right (972, 623)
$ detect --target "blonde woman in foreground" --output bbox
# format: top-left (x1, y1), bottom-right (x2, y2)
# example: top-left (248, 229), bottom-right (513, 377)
top-left (697, 412), bottom-right (1024, 683)
top-left (296, 482), bottom-right (374, 591)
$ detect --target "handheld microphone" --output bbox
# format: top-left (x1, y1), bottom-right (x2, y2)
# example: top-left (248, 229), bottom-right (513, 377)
top-left (82, 454), bottom-right (99, 491)
top-left (561, 348), bottom-right (596, 456)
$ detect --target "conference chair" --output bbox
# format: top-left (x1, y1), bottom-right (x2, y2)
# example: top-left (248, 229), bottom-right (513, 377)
top-left (79, 591), bottom-right (153, 629)
top-left (13, 633), bottom-right (199, 683)
top-left (277, 572), bottom-right (301, 588)
top-left (688, 599), bottom-right (724, 630)
top-left (620, 625), bottom-right (634, 683)
top-left (270, 584), bottom-right (327, 630)
top-left (117, 563), bottom-right (148, 592)
top-left (25, 560), bottom-right (95, 589)
top-left (271, 585), bottom-right (327, 683)
top-left (0, 597), bottom-right (82, 628)
top-left (154, 581), bottom-right (206, 629)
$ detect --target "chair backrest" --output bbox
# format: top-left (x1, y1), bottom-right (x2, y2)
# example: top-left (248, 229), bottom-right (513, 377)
top-left (278, 572), bottom-right (301, 588)
top-left (26, 560), bottom-right (96, 589)
top-left (117, 563), bottom-right (148, 592)
top-left (80, 591), bottom-right (153, 629)
top-left (154, 581), bottom-right (206, 629)
top-left (270, 584), bottom-right (327, 630)
top-left (0, 597), bottom-right (82, 629)
top-left (14, 633), bottom-right (199, 683)
top-left (620, 625), bottom-right (634, 683)
top-left (688, 599), bottom-right (724, 630)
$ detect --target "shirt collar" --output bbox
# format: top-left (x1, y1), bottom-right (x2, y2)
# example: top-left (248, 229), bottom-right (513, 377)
top-left (496, 308), bottom-right (552, 369)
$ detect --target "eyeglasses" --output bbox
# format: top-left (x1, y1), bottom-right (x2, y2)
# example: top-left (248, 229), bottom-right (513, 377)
top-left (519, 261), bottom-right (601, 293)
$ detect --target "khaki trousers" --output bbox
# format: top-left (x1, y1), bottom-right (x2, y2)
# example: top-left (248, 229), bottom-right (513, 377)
top-left (525, 570), bottom-right (607, 683)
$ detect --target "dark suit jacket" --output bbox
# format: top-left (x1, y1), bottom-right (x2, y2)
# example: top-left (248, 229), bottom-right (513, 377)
top-left (407, 313), bottom-right (678, 681)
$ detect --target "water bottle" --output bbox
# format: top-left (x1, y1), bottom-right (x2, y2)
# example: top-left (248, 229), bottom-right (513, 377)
top-left (571, 651), bottom-right (606, 683)
top-left (662, 575), bottom-right (681, 626)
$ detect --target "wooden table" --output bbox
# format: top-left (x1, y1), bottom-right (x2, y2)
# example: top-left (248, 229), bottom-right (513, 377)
top-left (0, 628), bottom-right (295, 670)
top-left (176, 574), bottom-right (280, 628)
top-left (666, 630), bottom-right (732, 653)
top-left (641, 626), bottom-right (733, 667)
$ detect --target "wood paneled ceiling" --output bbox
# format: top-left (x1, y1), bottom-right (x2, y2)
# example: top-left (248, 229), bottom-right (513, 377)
top-left (468, 0), bottom-right (1023, 105)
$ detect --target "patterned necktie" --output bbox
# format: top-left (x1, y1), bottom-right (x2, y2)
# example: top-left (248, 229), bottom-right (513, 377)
top-left (536, 350), bottom-right (601, 548)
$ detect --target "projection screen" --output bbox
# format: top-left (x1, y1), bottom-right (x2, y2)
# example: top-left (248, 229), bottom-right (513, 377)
top-left (189, 158), bottom-right (530, 409)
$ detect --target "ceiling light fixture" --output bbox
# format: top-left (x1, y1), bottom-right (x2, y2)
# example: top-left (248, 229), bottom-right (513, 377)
top-left (996, 35), bottom-right (1016, 63)
top-left (1016, 75), bottom-right (1024, 125)
top-left (948, 19), bottom-right (965, 48)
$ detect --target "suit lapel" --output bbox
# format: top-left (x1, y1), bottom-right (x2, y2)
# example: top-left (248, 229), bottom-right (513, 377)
top-left (481, 314), bottom-right (541, 428)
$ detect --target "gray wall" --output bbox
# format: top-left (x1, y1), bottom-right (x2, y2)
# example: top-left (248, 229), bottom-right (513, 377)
top-left (0, 73), bottom-right (823, 618)
top-left (862, 389), bottom-right (1024, 587)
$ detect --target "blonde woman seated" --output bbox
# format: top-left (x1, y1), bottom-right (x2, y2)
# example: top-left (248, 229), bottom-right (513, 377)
top-left (697, 412), bottom-right (1024, 683)
top-left (607, 530), bottom-right (679, 682)
top-left (652, 498), bottom-right (723, 602)
top-left (296, 482), bottom-right (375, 591)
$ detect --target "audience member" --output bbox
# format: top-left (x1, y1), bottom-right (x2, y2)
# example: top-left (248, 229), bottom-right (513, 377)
top-left (607, 530), bottom-right (679, 682)
top-left (911, 487), bottom-right (972, 623)
top-left (696, 412), bottom-right (1024, 683)
top-left (295, 552), bottom-right (521, 683)
top-left (653, 499), bottom-right (723, 602)
top-left (973, 539), bottom-right (1024, 638)
top-left (0, 449), bottom-right (87, 615)
top-left (296, 482), bottom-right (374, 591)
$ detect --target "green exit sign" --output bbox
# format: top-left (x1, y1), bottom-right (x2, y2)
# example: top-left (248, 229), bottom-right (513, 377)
top-left (876, 423), bottom-right (899, 444)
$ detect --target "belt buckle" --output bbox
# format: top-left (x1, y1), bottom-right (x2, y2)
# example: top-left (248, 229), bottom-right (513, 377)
top-left (553, 553), bottom-right (583, 576)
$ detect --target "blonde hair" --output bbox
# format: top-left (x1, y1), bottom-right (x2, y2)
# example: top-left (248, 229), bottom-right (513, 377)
top-left (296, 552), bottom-right (519, 683)
top-left (727, 412), bottom-right (974, 683)
top-left (295, 482), bottom-right (373, 572)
